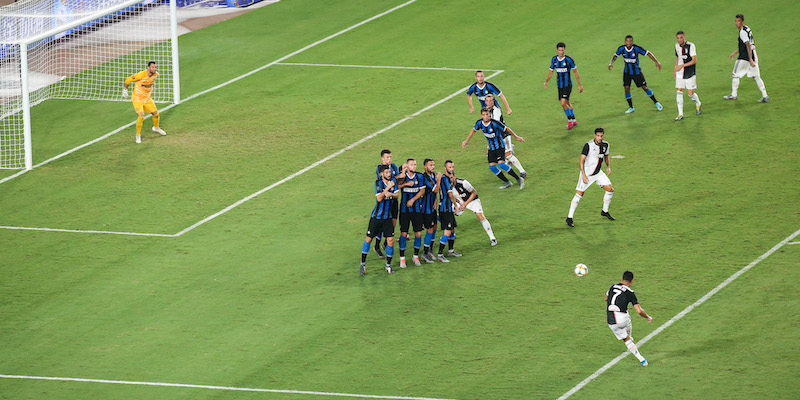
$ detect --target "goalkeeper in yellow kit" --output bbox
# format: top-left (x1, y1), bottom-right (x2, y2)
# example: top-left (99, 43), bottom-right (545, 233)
top-left (124, 61), bottom-right (166, 143)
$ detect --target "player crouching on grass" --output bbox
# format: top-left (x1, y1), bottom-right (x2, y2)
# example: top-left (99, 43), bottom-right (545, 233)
top-left (124, 61), bottom-right (167, 143)
top-left (360, 165), bottom-right (399, 275)
top-left (462, 107), bottom-right (526, 190)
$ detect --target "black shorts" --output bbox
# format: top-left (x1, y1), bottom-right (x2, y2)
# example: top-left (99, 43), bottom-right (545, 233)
top-left (389, 199), bottom-right (399, 219)
top-left (366, 218), bottom-right (394, 239)
top-left (558, 85), bottom-right (572, 100)
top-left (623, 73), bottom-right (646, 88)
top-left (439, 212), bottom-right (457, 231)
top-left (423, 211), bottom-right (438, 229)
top-left (487, 148), bottom-right (506, 164)
top-left (399, 211), bottom-right (424, 233)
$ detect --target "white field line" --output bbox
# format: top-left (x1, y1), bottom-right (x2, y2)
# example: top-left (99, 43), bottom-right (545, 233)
top-left (557, 227), bottom-right (800, 400)
top-left (0, 374), bottom-right (458, 400)
top-left (0, 0), bottom-right (418, 187)
top-left (275, 62), bottom-right (500, 72)
top-left (0, 226), bottom-right (175, 237)
top-left (173, 70), bottom-right (504, 237)
top-left (787, 241), bottom-right (800, 245)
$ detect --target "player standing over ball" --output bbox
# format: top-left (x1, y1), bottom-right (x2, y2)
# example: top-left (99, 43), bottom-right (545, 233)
top-left (724, 14), bottom-right (769, 103)
top-left (360, 165), bottom-right (399, 275)
top-left (124, 61), bottom-right (167, 143)
top-left (466, 70), bottom-right (512, 115)
top-left (544, 42), bottom-right (583, 130)
top-left (566, 128), bottom-right (614, 227)
top-left (448, 162), bottom-right (498, 247)
top-left (373, 149), bottom-right (401, 259)
top-left (674, 31), bottom-right (702, 121)
top-left (609, 35), bottom-right (663, 114)
top-left (462, 108), bottom-right (526, 190)
top-left (605, 270), bottom-right (653, 366)
top-left (485, 94), bottom-right (528, 178)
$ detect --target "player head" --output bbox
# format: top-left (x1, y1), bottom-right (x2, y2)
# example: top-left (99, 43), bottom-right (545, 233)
top-left (624, 35), bottom-right (633, 48)
top-left (622, 270), bottom-right (634, 285)
top-left (406, 158), bottom-right (417, 173)
top-left (423, 158), bottom-right (435, 173)
top-left (147, 61), bottom-right (158, 74)
top-left (485, 93), bottom-right (495, 108)
top-left (556, 42), bottom-right (566, 57)
top-left (380, 149), bottom-right (392, 165)
top-left (594, 127), bottom-right (605, 144)
top-left (378, 164), bottom-right (392, 180)
top-left (676, 31), bottom-right (686, 46)
top-left (475, 70), bottom-right (485, 84)
top-left (443, 160), bottom-right (454, 176)
top-left (480, 107), bottom-right (492, 122)
top-left (735, 14), bottom-right (745, 29)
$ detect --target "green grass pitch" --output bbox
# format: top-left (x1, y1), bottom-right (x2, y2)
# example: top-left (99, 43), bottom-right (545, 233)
top-left (1, 0), bottom-right (799, 399)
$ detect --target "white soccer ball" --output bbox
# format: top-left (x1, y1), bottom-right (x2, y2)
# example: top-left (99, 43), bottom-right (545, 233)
top-left (574, 263), bottom-right (588, 277)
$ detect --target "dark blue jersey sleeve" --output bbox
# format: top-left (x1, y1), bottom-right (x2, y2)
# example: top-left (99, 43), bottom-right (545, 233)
top-left (634, 45), bottom-right (648, 55)
top-left (485, 81), bottom-right (502, 95)
top-left (567, 56), bottom-right (577, 69)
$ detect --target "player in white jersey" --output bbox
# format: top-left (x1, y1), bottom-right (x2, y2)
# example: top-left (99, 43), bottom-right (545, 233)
top-left (566, 128), bottom-right (614, 227)
top-left (673, 31), bottom-right (702, 121)
top-left (606, 270), bottom-right (653, 366)
top-left (724, 14), bottom-right (769, 102)
top-left (484, 94), bottom-right (527, 178)
top-left (445, 162), bottom-right (498, 246)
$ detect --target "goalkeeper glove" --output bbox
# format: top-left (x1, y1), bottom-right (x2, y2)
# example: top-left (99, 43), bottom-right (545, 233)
top-left (122, 87), bottom-right (129, 97)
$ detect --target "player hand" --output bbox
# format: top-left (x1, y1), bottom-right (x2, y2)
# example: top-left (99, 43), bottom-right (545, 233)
top-left (385, 180), bottom-right (395, 189)
top-left (656, 62), bottom-right (662, 71)
top-left (469, 106), bottom-right (474, 113)
top-left (749, 60), bottom-right (755, 67)
top-left (506, 108), bottom-right (512, 115)
top-left (543, 81), bottom-right (548, 89)
top-left (515, 136), bottom-right (525, 142)
top-left (674, 65), bottom-right (682, 72)
top-left (578, 85), bottom-right (583, 93)
top-left (462, 140), bottom-right (469, 148)
top-left (647, 316), bottom-right (653, 322)
top-left (122, 88), bottom-right (129, 97)
top-left (406, 200), bottom-right (414, 208)
top-left (729, 52), bottom-right (736, 60)
top-left (582, 175), bottom-right (589, 184)
top-left (608, 64), bottom-right (613, 71)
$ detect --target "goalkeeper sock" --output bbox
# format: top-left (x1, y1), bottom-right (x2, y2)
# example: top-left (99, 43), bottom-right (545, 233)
top-left (136, 116), bottom-right (144, 136)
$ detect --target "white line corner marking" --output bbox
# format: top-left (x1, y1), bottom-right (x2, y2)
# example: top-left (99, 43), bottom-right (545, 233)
top-left (557, 227), bottom-right (800, 400)
top-left (0, 374), bottom-right (458, 400)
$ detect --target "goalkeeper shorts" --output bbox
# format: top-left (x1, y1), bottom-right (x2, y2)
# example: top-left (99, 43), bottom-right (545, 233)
top-left (133, 99), bottom-right (157, 114)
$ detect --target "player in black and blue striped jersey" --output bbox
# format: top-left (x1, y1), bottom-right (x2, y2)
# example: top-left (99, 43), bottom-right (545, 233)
top-left (544, 42), bottom-right (584, 130)
top-left (372, 149), bottom-right (401, 259)
top-left (419, 158), bottom-right (440, 264)
top-left (360, 164), bottom-right (399, 275)
top-left (435, 160), bottom-right (462, 262)
top-left (397, 158), bottom-right (426, 269)
top-left (462, 108), bottom-right (526, 190)
top-left (609, 35), bottom-right (663, 114)
top-left (466, 70), bottom-right (512, 115)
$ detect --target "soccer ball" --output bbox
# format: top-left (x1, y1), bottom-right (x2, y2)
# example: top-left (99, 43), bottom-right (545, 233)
top-left (574, 263), bottom-right (588, 277)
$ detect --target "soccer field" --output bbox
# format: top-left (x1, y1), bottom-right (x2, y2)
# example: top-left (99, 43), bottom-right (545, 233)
top-left (1, 0), bottom-right (799, 399)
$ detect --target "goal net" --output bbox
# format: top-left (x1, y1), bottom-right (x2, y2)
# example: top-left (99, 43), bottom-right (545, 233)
top-left (0, 0), bottom-right (180, 170)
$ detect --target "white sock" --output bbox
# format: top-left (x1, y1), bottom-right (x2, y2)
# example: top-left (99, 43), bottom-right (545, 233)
top-left (676, 91), bottom-right (684, 116)
top-left (568, 193), bottom-right (582, 218)
top-left (603, 191), bottom-right (613, 212)
top-left (731, 77), bottom-right (739, 96)
top-left (625, 338), bottom-right (645, 362)
top-left (507, 154), bottom-right (526, 174)
top-left (480, 218), bottom-right (496, 241)
top-left (754, 77), bottom-right (768, 97)
top-left (690, 92), bottom-right (701, 106)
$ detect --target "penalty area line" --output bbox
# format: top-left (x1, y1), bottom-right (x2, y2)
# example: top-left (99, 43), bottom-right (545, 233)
top-left (274, 62), bottom-right (501, 72)
top-left (556, 227), bottom-right (800, 400)
top-left (0, 374), bottom-right (458, 400)
top-left (0, 225), bottom-right (175, 237)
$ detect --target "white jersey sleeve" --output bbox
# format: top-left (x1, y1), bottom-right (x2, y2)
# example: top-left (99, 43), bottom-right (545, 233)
top-left (689, 42), bottom-right (697, 57)
top-left (461, 179), bottom-right (475, 193)
top-left (739, 28), bottom-right (750, 44)
top-left (490, 106), bottom-right (502, 121)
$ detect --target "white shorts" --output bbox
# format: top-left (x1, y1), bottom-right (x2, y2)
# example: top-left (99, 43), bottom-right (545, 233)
top-left (575, 170), bottom-right (611, 192)
top-left (732, 58), bottom-right (760, 78)
top-left (455, 198), bottom-right (484, 216)
top-left (675, 75), bottom-right (697, 90)
top-left (608, 312), bottom-right (632, 340)
top-left (503, 136), bottom-right (514, 155)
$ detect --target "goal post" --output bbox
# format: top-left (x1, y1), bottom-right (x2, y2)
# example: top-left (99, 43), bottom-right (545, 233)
top-left (0, 0), bottom-right (180, 170)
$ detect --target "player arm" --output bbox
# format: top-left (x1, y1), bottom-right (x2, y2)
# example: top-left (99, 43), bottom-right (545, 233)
top-left (608, 54), bottom-right (618, 70)
top-left (462, 129), bottom-right (477, 148)
top-left (434, 173), bottom-right (442, 193)
top-left (467, 94), bottom-right (474, 113)
top-left (605, 154), bottom-right (611, 175)
top-left (408, 186), bottom-right (425, 206)
top-left (573, 68), bottom-right (583, 92)
top-left (729, 49), bottom-right (739, 60)
top-left (504, 126), bottom-right (525, 142)
top-left (633, 304), bottom-right (652, 322)
top-left (498, 93), bottom-right (512, 114)
top-left (544, 69), bottom-right (554, 88)
top-left (745, 42), bottom-right (754, 65)
top-left (579, 154), bottom-right (588, 180)
top-left (462, 191), bottom-right (478, 208)
top-left (647, 51), bottom-right (662, 71)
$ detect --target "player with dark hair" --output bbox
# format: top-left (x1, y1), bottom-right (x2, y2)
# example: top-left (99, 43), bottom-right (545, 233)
top-left (462, 107), bottom-right (526, 190)
top-left (360, 165), bottom-right (399, 275)
top-left (124, 61), bottom-right (167, 143)
top-left (448, 162), bottom-right (498, 246)
top-left (674, 31), bottom-right (702, 121)
top-left (609, 35), bottom-right (663, 113)
top-left (485, 94), bottom-right (527, 178)
top-left (544, 42), bottom-right (583, 129)
top-left (420, 158), bottom-right (440, 264)
top-left (466, 70), bottom-right (512, 115)
top-left (397, 158), bottom-right (426, 269)
top-left (724, 14), bottom-right (769, 102)
top-left (372, 149), bottom-right (400, 259)
top-left (605, 270), bottom-right (653, 366)
top-left (566, 128), bottom-right (614, 227)
top-left (436, 160), bottom-right (462, 261)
